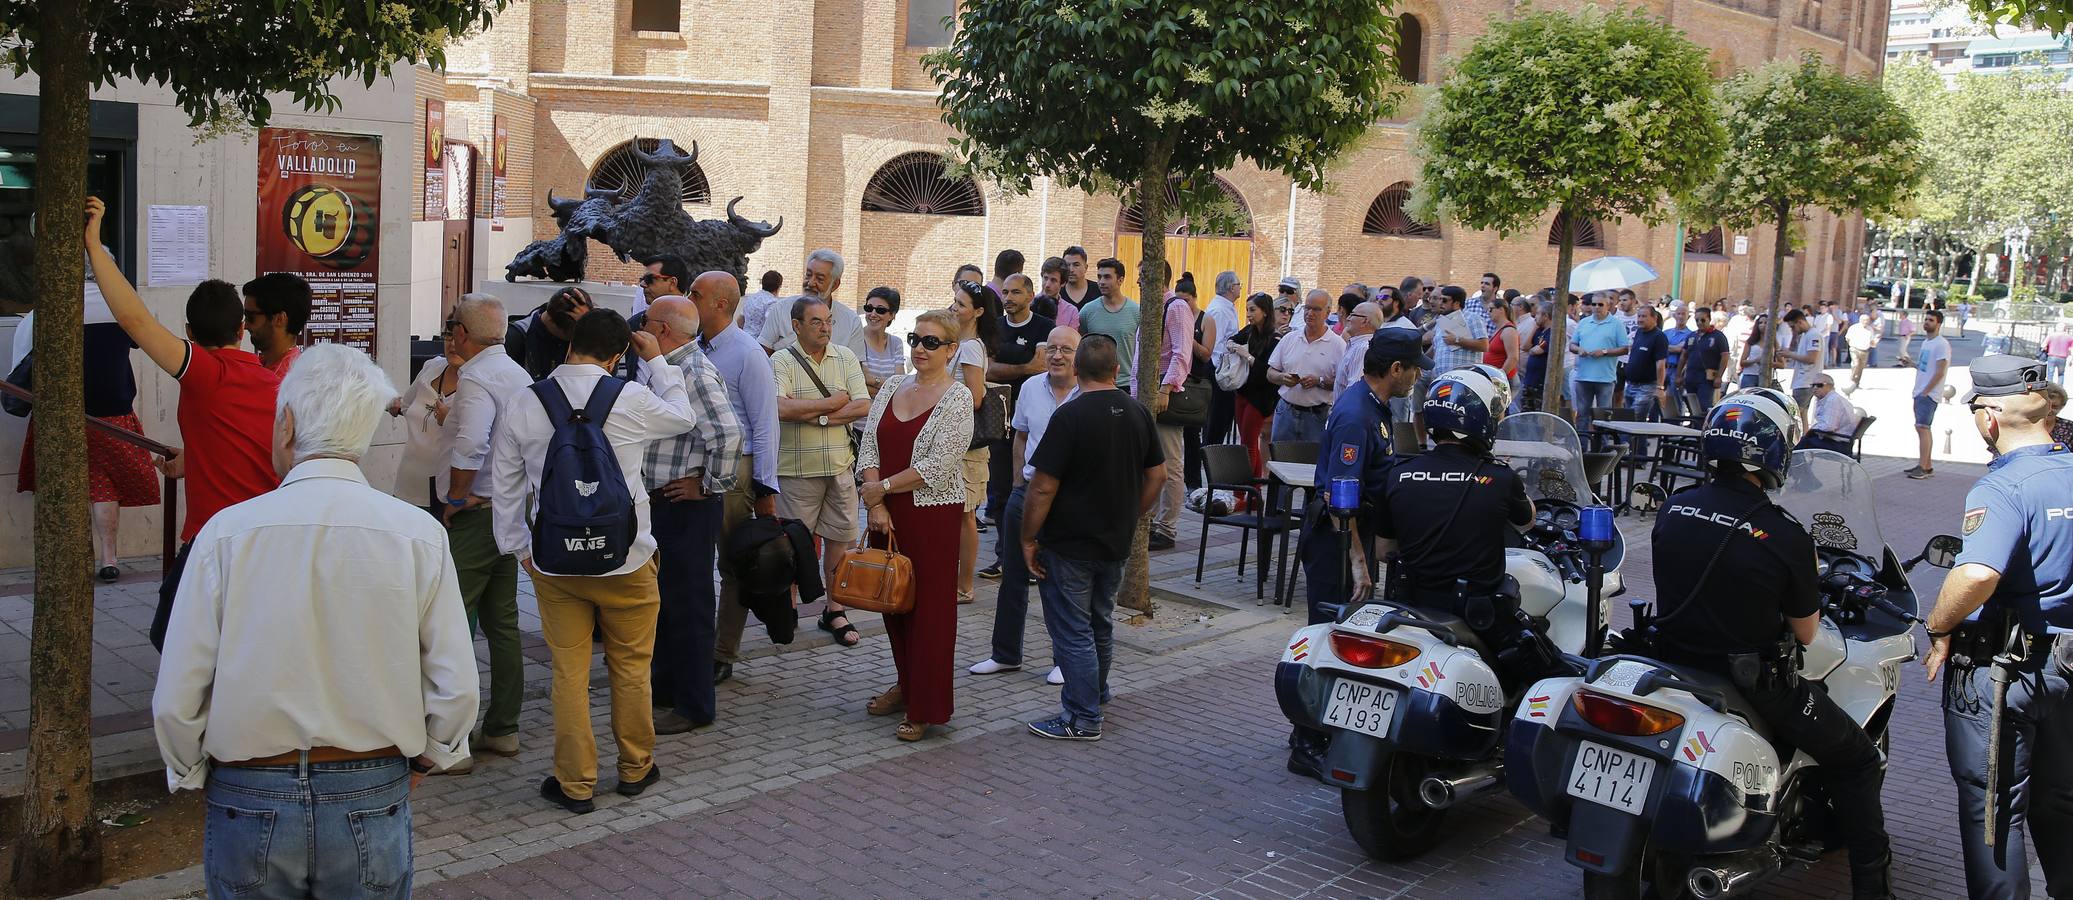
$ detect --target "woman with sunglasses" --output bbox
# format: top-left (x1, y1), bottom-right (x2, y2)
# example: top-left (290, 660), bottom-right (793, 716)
top-left (387, 319), bottom-right (464, 511)
top-left (1273, 299), bottom-right (1295, 338)
top-left (949, 280), bottom-right (1004, 605)
top-left (857, 310), bottom-right (976, 741)
top-left (859, 286), bottom-right (906, 397)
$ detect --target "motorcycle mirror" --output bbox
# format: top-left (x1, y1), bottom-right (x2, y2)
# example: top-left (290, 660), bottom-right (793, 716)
top-left (1922, 534), bottom-right (1962, 569)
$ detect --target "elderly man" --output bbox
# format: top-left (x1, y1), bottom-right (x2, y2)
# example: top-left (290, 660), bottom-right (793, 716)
top-left (1569, 292), bottom-right (1627, 434)
top-left (155, 345), bottom-right (479, 896)
top-left (697, 272), bottom-right (783, 682)
top-left (639, 296), bottom-right (742, 733)
top-left (1334, 300), bottom-right (1380, 402)
top-left (759, 248), bottom-right (865, 358)
top-left (1796, 375), bottom-right (1859, 454)
top-left (973, 326), bottom-right (1081, 683)
top-left (773, 295), bottom-right (872, 644)
top-left (1267, 289), bottom-right (1347, 444)
top-left (1201, 271), bottom-right (1243, 449)
top-left (437, 293), bottom-right (534, 772)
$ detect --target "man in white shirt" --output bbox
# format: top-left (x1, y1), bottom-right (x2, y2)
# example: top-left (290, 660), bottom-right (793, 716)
top-left (1202, 271), bottom-right (1243, 449)
top-left (1777, 308), bottom-right (1825, 425)
top-left (736, 269), bottom-right (784, 339)
top-left (1267, 289), bottom-right (1347, 443)
top-left (487, 309), bottom-right (695, 813)
top-left (759, 248), bottom-right (864, 359)
top-left (1796, 374), bottom-right (1860, 454)
top-left (1898, 309), bottom-right (1951, 480)
top-left (971, 326), bottom-right (1080, 684)
top-left (437, 294), bottom-right (535, 772)
top-left (1334, 301), bottom-right (1381, 403)
top-left (154, 344), bottom-right (479, 897)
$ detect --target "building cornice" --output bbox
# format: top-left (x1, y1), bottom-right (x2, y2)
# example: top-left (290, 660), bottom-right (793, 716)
top-left (808, 85), bottom-right (943, 111)
top-left (526, 72), bottom-right (772, 102)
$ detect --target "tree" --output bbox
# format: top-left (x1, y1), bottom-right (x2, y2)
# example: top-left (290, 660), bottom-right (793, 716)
top-left (928, 0), bottom-right (1402, 612)
top-left (0, 2), bottom-right (504, 891)
top-left (1959, 0), bottom-right (2073, 33)
top-left (1688, 54), bottom-right (1925, 331)
top-left (1409, 5), bottom-right (1723, 415)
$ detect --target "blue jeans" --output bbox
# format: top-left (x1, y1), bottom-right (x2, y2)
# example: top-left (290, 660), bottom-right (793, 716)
top-left (1680, 382), bottom-right (1716, 422)
top-left (204, 756), bottom-right (412, 899)
top-left (989, 485), bottom-right (1034, 666)
top-left (2050, 356), bottom-right (2066, 385)
top-left (1572, 380), bottom-right (1614, 434)
top-left (1036, 550), bottom-right (1122, 729)
top-left (1270, 399), bottom-right (1328, 444)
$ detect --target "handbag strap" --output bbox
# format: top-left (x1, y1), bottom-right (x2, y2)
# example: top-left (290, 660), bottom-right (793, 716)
top-left (787, 346), bottom-right (834, 398)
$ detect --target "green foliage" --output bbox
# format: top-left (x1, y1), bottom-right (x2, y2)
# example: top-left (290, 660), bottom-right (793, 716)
top-left (1688, 54), bottom-right (1924, 232)
top-left (926, 0), bottom-right (1404, 215)
top-left (1959, 0), bottom-right (2073, 33)
top-left (0, 0), bottom-right (505, 131)
top-left (1408, 4), bottom-right (1723, 234)
top-left (1883, 55), bottom-right (2073, 258)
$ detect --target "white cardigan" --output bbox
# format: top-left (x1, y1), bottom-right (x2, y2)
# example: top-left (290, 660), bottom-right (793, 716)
top-left (858, 374), bottom-right (975, 508)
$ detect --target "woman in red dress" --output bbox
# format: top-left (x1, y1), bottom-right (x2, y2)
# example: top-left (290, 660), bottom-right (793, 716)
top-left (16, 321), bottom-right (161, 582)
top-left (857, 310), bottom-right (975, 741)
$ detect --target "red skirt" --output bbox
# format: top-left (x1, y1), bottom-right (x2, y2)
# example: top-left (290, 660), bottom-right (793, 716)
top-left (16, 413), bottom-right (163, 507)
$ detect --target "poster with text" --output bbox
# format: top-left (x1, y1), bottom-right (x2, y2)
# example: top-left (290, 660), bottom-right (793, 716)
top-left (491, 114), bottom-right (508, 231)
top-left (256, 127), bottom-right (383, 361)
top-left (424, 98), bottom-right (445, 220)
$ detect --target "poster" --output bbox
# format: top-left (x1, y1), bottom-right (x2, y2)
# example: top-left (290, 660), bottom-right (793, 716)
top-left (1732, 234), bottom-right (1750, 256)
top-left (491, 114), bottom-right (508, 232)
top-left (424, 98), bottom-right (445, 220)
top-left (146, 204), bottom-right (209, 286)
top-left (256, 127), bottom-right (382, 360)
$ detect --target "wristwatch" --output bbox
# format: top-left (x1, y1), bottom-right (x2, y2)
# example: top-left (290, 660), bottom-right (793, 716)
top-left (817, 414), bottom-right (830, 427)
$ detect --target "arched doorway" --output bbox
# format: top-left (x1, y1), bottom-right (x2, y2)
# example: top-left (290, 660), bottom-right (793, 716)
top-left (1114, 177), bottom-right (1254, 303)
top-left (1680, 226), bottom-right (1731, 303)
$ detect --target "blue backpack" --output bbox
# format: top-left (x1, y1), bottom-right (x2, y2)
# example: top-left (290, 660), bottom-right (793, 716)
top-left (528, 377), bottom-right (637, 575)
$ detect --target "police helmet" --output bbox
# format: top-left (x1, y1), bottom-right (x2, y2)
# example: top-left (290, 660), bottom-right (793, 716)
top-left (1468, 363), bottom-right (1514, 413)
top-left (1422, 367), bottom-right (1507, 451)
top-left (1737, 385), bottom-right (1801, 425)
top-left (1700, 391), bottom-right (1800, 489)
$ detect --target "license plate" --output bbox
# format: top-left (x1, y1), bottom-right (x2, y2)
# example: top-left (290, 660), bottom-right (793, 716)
top-left (1322, 679), bottom-right (1399, 738)
top-left (1565, 740), bottom-right (1658, 815)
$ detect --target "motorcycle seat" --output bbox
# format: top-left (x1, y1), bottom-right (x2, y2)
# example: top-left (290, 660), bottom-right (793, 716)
top-left (1637, 662), bottom-right (1776, 743)
top-left (1389, 607), bottom-right (1493, 659)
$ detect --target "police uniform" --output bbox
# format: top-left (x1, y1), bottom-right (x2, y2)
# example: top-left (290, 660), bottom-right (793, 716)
top-left (1939, 363), bottom-right (2073, 898)
top-left (1648, 474), bottom-right (1891, 893)
top-left (1298, 379), bottom-right (1393, 624)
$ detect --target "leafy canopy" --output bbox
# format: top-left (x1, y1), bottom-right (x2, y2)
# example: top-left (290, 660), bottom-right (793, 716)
top-left (1409, 4), bottom-right (1723, 233)
top-left (1883, 54), bottom-right (2073, 251)
top-left (1956, 0), bottom-right (2073, 33)
top-left (0, 0), bottom-right (505, 131)
top-left (927, 0), bottom-right (1403, 215)
top-left (1687, 53), bottom-right (1923, 235)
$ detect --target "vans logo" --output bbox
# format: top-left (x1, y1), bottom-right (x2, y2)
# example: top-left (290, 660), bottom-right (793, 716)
top-left (575, 480), bottom-right (599, 497)
top-left (562, 535), bottom-right (610, 552)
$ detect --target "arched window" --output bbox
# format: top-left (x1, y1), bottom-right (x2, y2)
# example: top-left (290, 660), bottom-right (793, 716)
top-left (588, 138), bottom-right (710, 205)
top-left (1397, 14), bottom-right (1425, 84)
top-left (1117, 177), bottom-right (1252, 236)
top-left (1548, 211), bottom-right (1605, 250)
top-left (861, 152), bottom-right (984, 216)
top-left (1362, 182), bottom-right (1439, 238)
top-left (1684, 226), bottom-right (1728, 261)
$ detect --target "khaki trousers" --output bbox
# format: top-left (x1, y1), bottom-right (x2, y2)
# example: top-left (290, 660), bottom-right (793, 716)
top-left (1155, 423), bottom-right (1185, 536)
top-left (714, 455), bottom-right (757, 663)
top-left (528, 556), bottom-right (660, 801)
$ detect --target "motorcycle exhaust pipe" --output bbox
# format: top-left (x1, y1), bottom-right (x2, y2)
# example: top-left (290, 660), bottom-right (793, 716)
top-left (1418, 764), bottom-right (1503, 809)
top-left (1686, 848), bottom-right (1783, 900)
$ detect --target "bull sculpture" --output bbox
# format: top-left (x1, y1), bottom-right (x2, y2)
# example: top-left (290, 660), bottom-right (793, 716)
top-left (505, 137), bottom-right (782, 286)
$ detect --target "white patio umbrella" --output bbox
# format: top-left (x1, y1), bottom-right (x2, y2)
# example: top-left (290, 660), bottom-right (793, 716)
top-left (1566, 256), bottom-right (1660, 293)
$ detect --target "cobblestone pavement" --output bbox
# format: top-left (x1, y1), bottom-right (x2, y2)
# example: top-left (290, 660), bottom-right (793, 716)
top-left (50, 452), bottom-right (2048, 899)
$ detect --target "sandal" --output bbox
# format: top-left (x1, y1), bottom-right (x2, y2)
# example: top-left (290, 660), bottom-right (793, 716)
top-left (818, 609), bottom-right (861, 648)
top-left (896, 720), bottom-right (931, 742)
top-left (866, 685), bottom-right (905, 717)
top-left (956, 590), bottom-right (975, 606)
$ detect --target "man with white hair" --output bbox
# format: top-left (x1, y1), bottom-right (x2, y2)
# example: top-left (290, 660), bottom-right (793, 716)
top-left (758, 248), bottom-right (865, 358)
top-left (436, 292), bottom-right (535, 772)
top-left (1201, 271), bottom-right (1244, 454)
top-left (154, 344), bottom-right (479, 897)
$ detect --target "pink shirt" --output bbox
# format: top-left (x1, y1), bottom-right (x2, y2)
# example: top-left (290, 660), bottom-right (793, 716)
top-left (2046, 333), bottom-right (2073, 359)
top-left (1132, 294), bottom-right (1197, 394)
top-left (1052, 299), bottom-right (1080, 331)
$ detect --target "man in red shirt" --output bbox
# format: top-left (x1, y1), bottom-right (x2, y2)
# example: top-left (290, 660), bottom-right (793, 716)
top-left (241, 272), bottom-right (312, 377)
top-left (84, 198), bottom-right (281, 650)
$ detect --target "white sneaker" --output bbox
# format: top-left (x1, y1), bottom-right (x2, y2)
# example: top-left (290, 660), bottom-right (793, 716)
top-left (437, 755), bottom-right (475, 776)
top-left (969, 659), bottom-right (1021, 675)
top-left (1046, 666), bottom-right (1065, 685)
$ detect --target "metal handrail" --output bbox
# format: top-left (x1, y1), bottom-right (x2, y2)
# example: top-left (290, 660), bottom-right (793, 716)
top-left (0, 380), bottom-right (181, 569)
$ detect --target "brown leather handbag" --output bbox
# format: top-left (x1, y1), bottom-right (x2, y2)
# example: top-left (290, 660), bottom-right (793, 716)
top-left (830, 534), bottom-right (914, 615)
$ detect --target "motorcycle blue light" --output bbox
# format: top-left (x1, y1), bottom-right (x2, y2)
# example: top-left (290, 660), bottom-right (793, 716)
top-left (1580, 505), bottom-right (1615, 544)
top-left (1329, 476), bottom-right (1361, 514)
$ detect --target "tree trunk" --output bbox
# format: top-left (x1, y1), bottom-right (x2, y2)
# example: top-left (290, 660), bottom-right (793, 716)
top-left (1118, 139), bottom-right (1177, 618)
top-left (1540, 208), bottom-right (1576, 419)
top-left (1764, 200), bottom-right (1790, 337)
top-left (12, 6), bottom-right (104, 895)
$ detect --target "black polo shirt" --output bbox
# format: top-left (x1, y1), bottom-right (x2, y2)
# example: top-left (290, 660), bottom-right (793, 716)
top-left (1651, 477), bottom-right (1820, 654)
top-left (994, 312), bottom-right (1056, 368)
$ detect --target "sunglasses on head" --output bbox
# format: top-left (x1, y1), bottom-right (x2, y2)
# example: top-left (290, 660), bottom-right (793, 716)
top-left (906, 333), bottom-right (952, 351)
top-left (863, 304), bottom-right (892, 315)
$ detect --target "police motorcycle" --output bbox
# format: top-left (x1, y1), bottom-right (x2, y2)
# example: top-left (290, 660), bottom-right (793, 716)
top-left (1274, 400), bottom-right (1624, 861)
top-left (1503, 443), bottom-right (1958, 900)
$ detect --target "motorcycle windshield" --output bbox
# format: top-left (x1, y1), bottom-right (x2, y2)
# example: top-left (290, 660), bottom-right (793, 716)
top-left (1772, 449), bottom-right (1886, 556)
top-left (1494, 412), bottom-right (1596, 506)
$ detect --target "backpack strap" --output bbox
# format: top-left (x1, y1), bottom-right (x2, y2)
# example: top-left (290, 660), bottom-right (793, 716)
top-left (581, 375), bottom-right (628, 424)
top-left (531, 378), bottom-right (576, 423)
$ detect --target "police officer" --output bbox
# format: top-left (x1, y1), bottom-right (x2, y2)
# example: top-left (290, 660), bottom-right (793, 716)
top-left (1648, 389), bottom-right (1891, 900)
top-left (1372, 365), bottom-right (1546, 686)
top-left (1288, 329), bottom-right (1428, 778)
top-left (1922, 354), bottom-right (2073, 900)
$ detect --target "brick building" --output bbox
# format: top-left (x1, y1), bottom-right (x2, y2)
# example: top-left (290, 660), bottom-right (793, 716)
top-left (423, 0), bottom-right (1891, 321)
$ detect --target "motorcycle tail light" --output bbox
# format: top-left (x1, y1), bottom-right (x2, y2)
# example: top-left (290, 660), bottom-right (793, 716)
top-left (1330, 631), bottom-right (1420, 669)
top-left (1571, 689), bottom-right (1686, 736)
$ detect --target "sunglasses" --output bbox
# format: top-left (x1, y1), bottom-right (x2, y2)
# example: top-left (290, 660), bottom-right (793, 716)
top-left (863, 304), bottom-right (893, 315)
top-left (906, 333), bottom-right (953, 351)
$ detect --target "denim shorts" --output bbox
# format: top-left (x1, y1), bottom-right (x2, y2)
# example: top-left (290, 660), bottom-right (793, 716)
top-left (1914, 394), bottom-right (1938, 428)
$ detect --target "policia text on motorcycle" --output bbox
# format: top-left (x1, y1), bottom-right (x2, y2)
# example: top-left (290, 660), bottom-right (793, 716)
top-left (1922, 354), bottom-right (2073, 900)
top-left (1643, 388), bottom-right (1892, 900)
